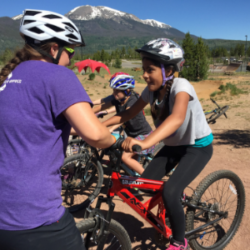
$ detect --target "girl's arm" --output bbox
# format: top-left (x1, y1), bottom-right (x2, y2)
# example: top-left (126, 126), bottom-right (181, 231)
top-left (105, 106), bottom-right (116, 115)
top-left (92, 95), bottom-right (114, 106)
top-left (63, 102), bottom-right (115, 148)
top-left (92, 101), bottom-right (113, 114)
top-left (108, 123), bottom-right (123, 133)
top-left (92, 98), bottom-right (102, 105)
top-left (122, 92), bottom-right (190, 151)
top-left (102, 97), bottom-right (148, 127)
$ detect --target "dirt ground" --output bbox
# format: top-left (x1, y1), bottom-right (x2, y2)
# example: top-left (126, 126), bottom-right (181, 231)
top-left (73, 74), bottom-right (250, 249)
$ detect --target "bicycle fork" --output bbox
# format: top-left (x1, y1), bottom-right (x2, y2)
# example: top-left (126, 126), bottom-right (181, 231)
top-left (85, 195), bottom-right (116, 250)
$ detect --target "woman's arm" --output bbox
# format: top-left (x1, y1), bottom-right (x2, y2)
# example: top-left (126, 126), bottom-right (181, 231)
top-left (102, 97), bottom-right (148, 127)
top-left (122, 92), bottom-right (190, 151)
top-left (63, 102), bottom-right (114, 148)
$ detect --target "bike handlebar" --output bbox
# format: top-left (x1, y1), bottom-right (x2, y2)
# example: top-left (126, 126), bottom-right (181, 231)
top-left (132, 145), bottom-right (142, 152)
top-left (109, 138), bottom-right (142, 153)
top-left (96, 112), bottom-right (108, 119)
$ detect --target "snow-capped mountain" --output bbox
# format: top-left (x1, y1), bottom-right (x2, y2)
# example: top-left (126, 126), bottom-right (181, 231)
top-left (12, 14), bottom-right (23, 20)
top-left (65, 5), bottom-right (171, 29)
top-left (12, 5), bottom-right (171, 29)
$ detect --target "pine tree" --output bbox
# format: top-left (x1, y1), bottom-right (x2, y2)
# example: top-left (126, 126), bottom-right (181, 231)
top-left (193, 37), bottom-right (209, 80)
top-left (114, 57), bottom-right (122, 68)
top-left (180, 32), bottom-right (195, 81)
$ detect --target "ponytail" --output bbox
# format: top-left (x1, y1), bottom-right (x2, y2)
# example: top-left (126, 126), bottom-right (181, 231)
top-left (0, 42), bottom-right (56, 87)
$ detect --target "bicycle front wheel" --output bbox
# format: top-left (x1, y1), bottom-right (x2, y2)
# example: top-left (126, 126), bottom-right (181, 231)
top-left (61, 153), bottom-right (103, 208)
top-left (186, 170), bottom-right (245, 250)
top-left (77, 218), bottom-right (132, 250)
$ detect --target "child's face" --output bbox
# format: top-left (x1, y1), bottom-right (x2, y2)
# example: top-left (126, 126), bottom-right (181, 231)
top-left (142, 59), bottom-right (163, 92)
top-left (142, 59), bottom-right (172, 92)
top-left (113, 89), bottom-right (126, 100)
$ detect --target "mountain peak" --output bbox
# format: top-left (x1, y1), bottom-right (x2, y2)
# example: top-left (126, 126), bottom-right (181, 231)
top-left (65, 5), bottom-right (171, 29)
top-left (12, 5), bottom-right (171, 29)
top-left (12, 14), bottom-right (23, 20)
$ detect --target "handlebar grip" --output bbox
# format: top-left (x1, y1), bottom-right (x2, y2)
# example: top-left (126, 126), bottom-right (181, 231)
top-left (132, 145), bottom-right (142, 153)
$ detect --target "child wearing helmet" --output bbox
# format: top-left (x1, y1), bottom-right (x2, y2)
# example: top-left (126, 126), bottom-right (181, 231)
top-left (103, 38), bottom-right (213, 250)
top-left (93, 72), bottom-right (154, 175)
top-left (0, 9), bottom-right (116, 250)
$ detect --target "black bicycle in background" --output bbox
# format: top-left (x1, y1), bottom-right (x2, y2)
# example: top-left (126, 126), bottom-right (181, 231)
top-left (204, 98), bottom-right (229, 124)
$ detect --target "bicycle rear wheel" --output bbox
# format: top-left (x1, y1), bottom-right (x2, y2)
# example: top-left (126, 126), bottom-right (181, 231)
top-left (77, 218), bottom-right (131, 250)
top-left (186, 170), bottom-right (245, 250)
top-left (206, 106), bottom-right (229, 124)
top-left (61, 153), bottom-right (103, 208)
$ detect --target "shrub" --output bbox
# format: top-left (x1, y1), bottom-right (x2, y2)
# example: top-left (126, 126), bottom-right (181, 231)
top-left (210, 91), bottom-right (219, 97)
top-left (89, 73), bottom-right (95, 80)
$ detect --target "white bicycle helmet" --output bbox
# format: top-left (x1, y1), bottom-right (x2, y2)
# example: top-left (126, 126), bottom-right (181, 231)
top-left (136, 38), bottom-right (184, 72)
top-left (20, 9), bottom-right (85, 64)
top-left (109, 72), bottom-right (135, 90)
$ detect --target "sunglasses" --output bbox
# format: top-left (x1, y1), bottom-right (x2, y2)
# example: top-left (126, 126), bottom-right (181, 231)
top-left (64, 46), bottom-right (75, 59)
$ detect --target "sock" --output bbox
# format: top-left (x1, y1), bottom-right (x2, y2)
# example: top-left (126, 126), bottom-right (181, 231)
top-left (170, 238), bottom-right (185, 247)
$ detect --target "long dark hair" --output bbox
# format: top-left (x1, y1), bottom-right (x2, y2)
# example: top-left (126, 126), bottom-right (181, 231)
top-left (142, 57), bottom-right (175, 121)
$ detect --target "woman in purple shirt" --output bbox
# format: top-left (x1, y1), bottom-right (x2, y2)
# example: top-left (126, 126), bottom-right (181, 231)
top-left (0, 9), bottom-right (115, 250)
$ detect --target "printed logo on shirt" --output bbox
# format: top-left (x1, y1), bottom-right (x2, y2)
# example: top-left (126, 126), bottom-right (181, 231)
top-left (0, 72), bottom-right (22, 92)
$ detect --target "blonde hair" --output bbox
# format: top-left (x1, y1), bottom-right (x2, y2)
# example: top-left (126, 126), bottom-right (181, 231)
top-left (0, 42), bottom-right (55, 87)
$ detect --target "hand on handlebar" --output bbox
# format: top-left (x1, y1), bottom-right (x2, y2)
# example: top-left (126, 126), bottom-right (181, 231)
top-left (121, 137), bottom-right (144, 153)
top-left (95, 110), bottom-right (108, 118)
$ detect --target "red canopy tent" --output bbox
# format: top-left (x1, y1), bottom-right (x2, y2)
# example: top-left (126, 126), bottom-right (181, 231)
top-left (74, 59), bottom-right (110, 74)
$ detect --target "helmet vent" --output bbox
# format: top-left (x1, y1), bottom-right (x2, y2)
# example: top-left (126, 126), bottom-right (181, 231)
top-left (45, 24), bottom-right (64, 32)
top-left (63, 22), bottom-right (78, 32)
top-left (66, 34), bottom-right (78, 40)
top-left (25, 11), bottom-right (41, 16)
top-left (28, 27), bottom-right (44, 34)
top-left (23, 20), bottom-right (36, 25)
top-left (43, 14), bottom-right (62, 19)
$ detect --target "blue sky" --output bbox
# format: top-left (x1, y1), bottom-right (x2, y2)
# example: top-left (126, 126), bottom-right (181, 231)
top-left (1, 0), bottom-right (250, 41)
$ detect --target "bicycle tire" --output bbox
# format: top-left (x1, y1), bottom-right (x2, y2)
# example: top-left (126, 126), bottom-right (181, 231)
top-left (186, 170), bottom-right (245, 250)
top-left (61, 153), bottom-right (103, 208)
top-left (76, 218), bottom-right (132, 250)
top-left (206, 106), bottom-right (229, 124)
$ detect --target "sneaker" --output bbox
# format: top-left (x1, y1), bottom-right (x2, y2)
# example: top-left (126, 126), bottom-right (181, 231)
top-left (166, 239), bottom-right (190, 250)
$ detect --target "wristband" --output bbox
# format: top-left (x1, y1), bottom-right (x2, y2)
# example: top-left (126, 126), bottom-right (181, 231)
top-left (111, 134), bottom-right (117, 143)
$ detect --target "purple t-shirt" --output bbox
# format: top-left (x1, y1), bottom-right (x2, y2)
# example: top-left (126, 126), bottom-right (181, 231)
top-left (0, 60), bottom-right (92, 230)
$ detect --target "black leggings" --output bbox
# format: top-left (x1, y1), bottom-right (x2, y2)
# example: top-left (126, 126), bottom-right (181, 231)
top-left (141, 144), bottom-right (213, 242)
top-left (0, 209), bottom-right (84, 250)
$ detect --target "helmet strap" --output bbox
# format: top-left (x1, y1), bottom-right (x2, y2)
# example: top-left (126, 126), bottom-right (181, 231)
top-left (27, 42), bottom-right (64, 65)
top-left (161, 64), bottom-right (174, 86)
top-left (119, 89), bottom-right (132, 102)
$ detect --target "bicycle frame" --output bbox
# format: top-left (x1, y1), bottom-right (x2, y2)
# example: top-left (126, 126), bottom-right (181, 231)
top-left (109, 172), bottom-right (172, 238)
top-left (88, 171), bottom-right (228, 243)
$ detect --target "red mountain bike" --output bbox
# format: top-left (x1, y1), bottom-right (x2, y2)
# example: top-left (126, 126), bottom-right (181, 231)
top-left (76, 140), bottom-right (245, 250)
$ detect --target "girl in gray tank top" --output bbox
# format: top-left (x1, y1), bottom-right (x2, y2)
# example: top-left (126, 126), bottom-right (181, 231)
top-left (103, 38), bottom-right (213, 250)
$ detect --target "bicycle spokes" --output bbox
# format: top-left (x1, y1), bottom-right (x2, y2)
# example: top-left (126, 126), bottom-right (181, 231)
top-left (193, 178), bottom-right (238, 247)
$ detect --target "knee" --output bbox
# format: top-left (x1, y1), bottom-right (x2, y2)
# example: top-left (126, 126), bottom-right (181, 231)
top-left (162, 182), bottom-right (180, 206)
top-left (121, 153), bottom-right (131, 163)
